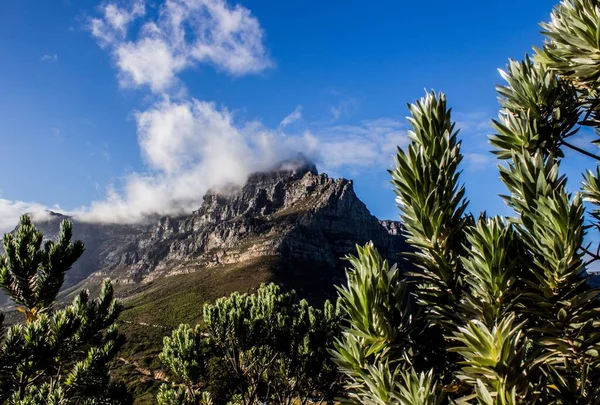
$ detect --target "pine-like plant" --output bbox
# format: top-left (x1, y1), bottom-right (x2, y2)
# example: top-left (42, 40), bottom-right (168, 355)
top-left (332, 1), bottom-right (600, 403)
top-left (158, 283), bottom-right (342, 405)
top-left (0, 215), bottom-right (131, 404)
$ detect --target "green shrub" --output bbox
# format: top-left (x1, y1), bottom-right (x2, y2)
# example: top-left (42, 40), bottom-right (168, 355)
top-left (331, 1), bottom-right (600, 403)
top-left (0, 215), bottom-right (131, 404)
top-left (158, 283), bottom-right (342, 405)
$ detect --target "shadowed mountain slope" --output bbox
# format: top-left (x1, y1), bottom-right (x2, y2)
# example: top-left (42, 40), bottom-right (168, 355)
top-left (6, 159), bottom-right (407, 306)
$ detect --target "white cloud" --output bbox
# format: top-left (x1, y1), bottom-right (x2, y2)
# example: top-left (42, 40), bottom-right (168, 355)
top-left (102, 142), bottom-right (111, 161)
top-left (308, 118), bottom-right (409, 171)
top-left (41, 54), bottom-right (58, 63)
top-left (104, 1), bottom-right (145, 33)
top-left (454, 112), bottom-right (490, 133)
top-left (279, 105), bottom-right (302, 128)
top-left (454, 111), bottom-right (496, 171)
top-left (136, 98), bottom-right (256, 174)
top-left (89, 0), bottom-right (272, 93)
top-left (76, 98), bottom-right (277, 223)
top-left (89, 0), bottom-right (145, 46)
top-left (184, 0), bottom-right (272, 75)
top-left (463, 152), bottom-right (495, 170)
top-left (116, 38), bottom-right (187, 92)
top-left (69, 98), bottom-right (409, 224)
top-left (329, 97), bottom-right (358, 122)
top-left (0, 200), bottom-right (59, 234)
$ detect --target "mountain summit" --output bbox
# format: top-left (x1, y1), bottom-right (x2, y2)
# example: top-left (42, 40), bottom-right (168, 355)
top-left (5, 162), bottom-right (407, 304)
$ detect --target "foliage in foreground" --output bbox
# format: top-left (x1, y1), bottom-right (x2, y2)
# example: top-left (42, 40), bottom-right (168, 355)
top-left (332, 1), bottom-right (600, 404)
top-left (4, 2), bottom-right (600, 405)
top-left (157, 283), bottom-right (342, 405)
top-left (0, 215), bottom-right (130, 404)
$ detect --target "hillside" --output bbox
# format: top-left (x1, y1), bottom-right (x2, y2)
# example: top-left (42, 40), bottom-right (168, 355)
top-left (16, 159), bottom-right (406, 299)
top-left (2, 159), bottom-right (409, 402)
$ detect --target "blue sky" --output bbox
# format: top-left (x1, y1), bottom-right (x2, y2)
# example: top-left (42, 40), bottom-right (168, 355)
top-left (0, 0), bottom-right (597, 233)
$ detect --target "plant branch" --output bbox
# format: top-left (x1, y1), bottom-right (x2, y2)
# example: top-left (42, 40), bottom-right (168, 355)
top-left (563, 141), bottom-right (600, 161)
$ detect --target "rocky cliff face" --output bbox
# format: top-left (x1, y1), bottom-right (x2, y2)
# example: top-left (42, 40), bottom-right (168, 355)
top-left (4, 160), bottom-right (407, 303)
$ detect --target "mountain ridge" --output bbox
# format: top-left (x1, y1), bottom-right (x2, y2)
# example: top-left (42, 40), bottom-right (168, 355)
top-left (1, 160), bottom-right (409, 401)
top-left (2, 160), bottom-right (407, 305)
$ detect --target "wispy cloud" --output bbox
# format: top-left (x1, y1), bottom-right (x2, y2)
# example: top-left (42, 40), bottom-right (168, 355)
top-left (79, 98), bottom-right (275, 222)
top-left (89, 0), bottom-right (145, 46)
top-left (279, 105), bottom-right (302, 128)
top-left (51, 127), bottom-right (65, 142)
top-left (454, 111), bottom-right (496, 170)
top-left (308, 118), bottom-right (408, 171)
top-left (74, 97), bottom-right (409, 224)
top-left (41, 54), bottom-right (58, 63)
top-left (89, 0), bottom-right (272, 93)
top-left (0, 0), bottom-right (487, 232)
top-left (463, 152), bottom-right (495, 170)
top-left (0, 199), bottom-right (60, 233)
top-left (329, 97), bottom-right (358, 122)
top-left (454, 112), bottom-right (490, 133)
top-left (102, 142), bottom-right (111, 161)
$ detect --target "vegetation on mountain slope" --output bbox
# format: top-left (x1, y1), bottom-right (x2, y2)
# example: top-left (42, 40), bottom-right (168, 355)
top-left (3, 1), bottom-right (600, 404)
top-left (111, 258), bottom-right (278, 403)
top-left (157, 283), bottom-right (342, 405)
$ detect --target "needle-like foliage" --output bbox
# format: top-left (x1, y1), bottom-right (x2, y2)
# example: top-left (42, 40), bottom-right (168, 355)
top-left (0, 215), bottom-right (84, 322)
top-left (333, 1), bottom-right (600, 403)
top-left (158, 283), bottom-right (342, 405)
top-left (0, 216), bottom-right (130, 404)
top-left (390, 92), bottom-right (470, 333)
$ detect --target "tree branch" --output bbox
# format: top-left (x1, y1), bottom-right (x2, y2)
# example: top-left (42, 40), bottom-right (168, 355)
top-left (563, 141), bottom-right (600, 161)
top-left (582, 244), bottom-right (600, 267)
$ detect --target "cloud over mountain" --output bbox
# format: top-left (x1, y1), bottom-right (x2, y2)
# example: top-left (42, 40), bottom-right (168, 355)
top-left (76, 96), bottom-right (409, 224)
top-left (0, 199), bottom-right (57, 233)
top-left (67, 0), bottom-right (410, 225)
top-left (0, 0), bottom-right (411, 232)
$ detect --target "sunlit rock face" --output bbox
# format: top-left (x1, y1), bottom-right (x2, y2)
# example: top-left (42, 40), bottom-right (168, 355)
top-left (2, 159), bottom-right (408, 304)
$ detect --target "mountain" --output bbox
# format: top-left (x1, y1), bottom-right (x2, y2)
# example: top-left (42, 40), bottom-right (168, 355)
top-left (2, 159), bottom-right (407, 307)
top-left (2, 159), bottom-right (410, 402)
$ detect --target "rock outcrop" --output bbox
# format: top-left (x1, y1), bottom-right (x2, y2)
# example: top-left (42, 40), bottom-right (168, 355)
top-left (4, 160), bottom-right (407, 303)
